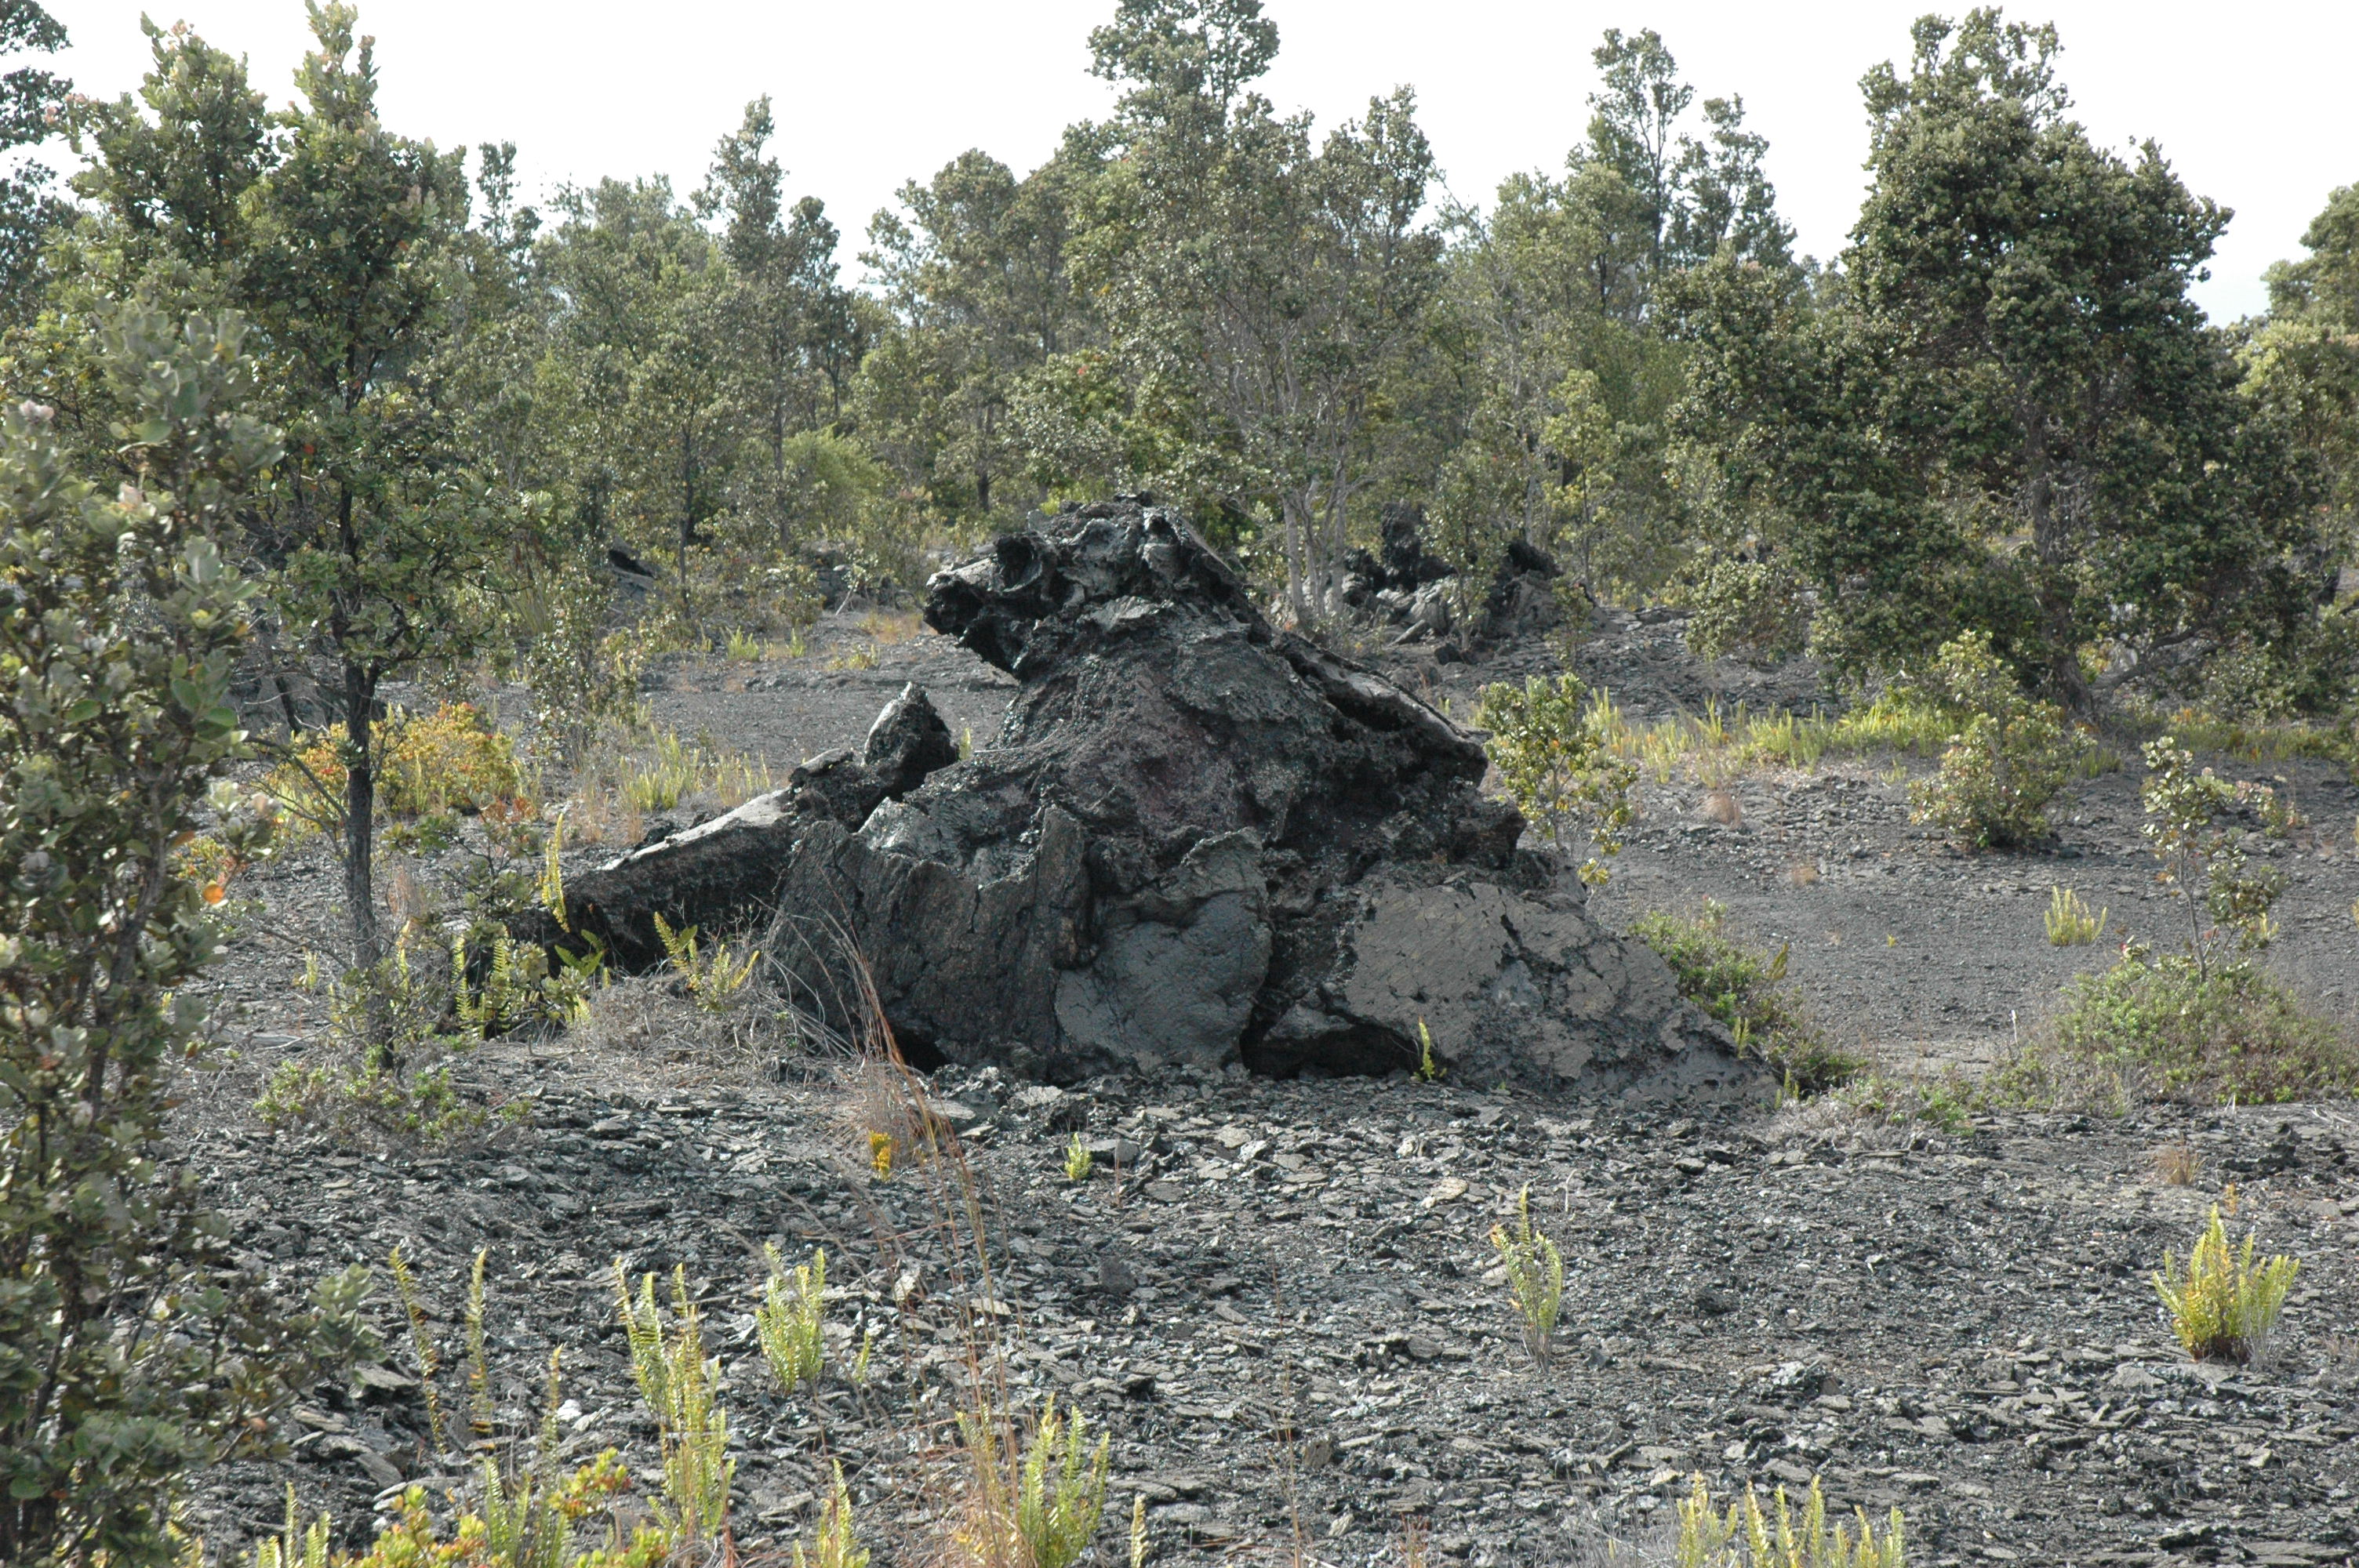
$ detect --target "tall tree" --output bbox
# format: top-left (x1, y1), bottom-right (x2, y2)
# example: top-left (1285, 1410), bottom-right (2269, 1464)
top-left (862, 143), bottom-right (1091, 524)
top-left (1672, 9), bottom-right (2317, 704)
top-left (2244, 180), bottom-right (2359, 672)
top-left (69, 4), bottom-right (503, 982)
top-left (534, 176), bottom-right (735, 621)
top-left (1077, 0), bottom-right (1443, 620)
top-left (1417, 27), bottom-right (1791, 606)
top-left (703, 97), bottom-right (866, 543)
top-left (0, 0), bottom-right (67, 315)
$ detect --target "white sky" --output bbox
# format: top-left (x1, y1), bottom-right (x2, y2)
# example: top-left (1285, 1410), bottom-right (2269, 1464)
top-left (40, 0), bottom-right (2358, 322)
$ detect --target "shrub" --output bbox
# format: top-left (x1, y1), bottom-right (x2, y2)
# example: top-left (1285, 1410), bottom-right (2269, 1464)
top-left (0, 318), bottom-right (373, 1566)
top-left (1476, 672), bottom-right (1637, 884)
top-left (1489, 1187), bottom-right (1565, 1367)
top-left (2140, 737), bottom-right (2290, 970)
top-left (272, 700), bottom-right (532, 836)
top-left (1906, 632), bottom-right (2081, 850)
top-left (2154, 1205), bottom-right (2300, 1364)
top-left (1681, 551), bottom-right (1812, 666)
top-left (509, 562), bottom-right (649, 766)
top-left (1631, 902), bottom-right (1858, 1091)
top-left (2005, 949), bottom-right (2358, 1105)
top-left (256, 935), bottom-right (548, 1143)
top-left (1671, 1474), bottom-right (1906, 1567)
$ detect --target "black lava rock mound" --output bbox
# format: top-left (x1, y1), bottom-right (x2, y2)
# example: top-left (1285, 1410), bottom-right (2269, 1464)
top-left (522, 498), bottom-right (1761, 1102)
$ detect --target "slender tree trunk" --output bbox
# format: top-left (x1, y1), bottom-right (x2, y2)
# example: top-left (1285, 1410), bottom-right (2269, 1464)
top-left (252, 618), bottom-right (304, 738)
top-left (1281, 501), bottom-right (1307, 626)
top-left (678, 424), bottom-right (696, 627)
top-left (344, 646), bottom-right (384, 1065)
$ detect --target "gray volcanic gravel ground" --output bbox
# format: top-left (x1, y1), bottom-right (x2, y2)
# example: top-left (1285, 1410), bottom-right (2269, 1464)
top-left (180, 1043), bottom-right (2359, 1567)
top-left (176, 608), bottom-right (2359, 1566)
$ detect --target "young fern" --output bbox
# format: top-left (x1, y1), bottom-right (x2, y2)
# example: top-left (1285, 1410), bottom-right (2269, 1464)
top-left (478, 1351), bottom-right (574, 1568)
top-left (792, 1462), bottom-right (868, 1568)
top-left (1027, 1398), bottom-right (1110, 1568)
top-left (2154, 1205), bottom-right (2302, 1363)
top-left (250, 1486), bottom-right (332, 1568)
top-left (614, 1261), bottom-right (734, 1544)
top-left (540, 810), bottom-right (569, 931)
top-left (1675, 1473), bottom-right (1908, 1568)
top-left (957, 1396), bottom-right (1110, 1568)
top-left (1489, 1185), bottom-right (1565, 1367)
top-left (387, 1243), bottom-right (447, 1454)
top-left (2044, 886), bottom-right (2107, 946)
top-left (652, 911), bottom-right (761, 1013)
top-left (756, 1243), bottom-right (827, 1393)
top-left (465, 1247), bottom-right (496, 1440)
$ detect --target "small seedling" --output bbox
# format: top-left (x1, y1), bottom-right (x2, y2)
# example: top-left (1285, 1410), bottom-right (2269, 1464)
top-left (869, 1131), bottom-right (896, 1181)
top-left (2153, 1204), bottom-right (2300, 1363)
top-left (1488, 1185), bottom-right (1565, 1366)
top-left (793, 1461), bottom-right (869, 1568)
top-left (756, 1244), bottom-right (827, 1393)
top-left (2045, 885), bottom-right (2108, 946)
top-left (1415, 1018), bottom-right (1444, 1082)
top-left (1063, 1132), bottom-right (1093, 1183)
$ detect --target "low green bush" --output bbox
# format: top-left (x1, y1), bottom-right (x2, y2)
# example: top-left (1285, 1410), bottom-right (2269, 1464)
top-left (1631, 902), bottom-right (1859, 1091)
top-left (2000, 950), bottom-right (2358, 1105)
top-left (1906, 632), bottom-right (2084, 850)
top-left (1476, 672), bottom-right (1637, 885)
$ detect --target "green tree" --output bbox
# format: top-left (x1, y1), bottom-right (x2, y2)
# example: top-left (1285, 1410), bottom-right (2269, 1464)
top-left (862, 142), bottom-right (1092, 524)
top-left (703, 98), bottom-right (866, 539)
top-left (1672, 9), bottom-right (2316, 705)
top-left (0, 0), bottom-right (69, 315)
top-left (2266, 182), bottom-right (2359, 329)
top-left (241, 5), bottom-right (491, 978)
top-left (0, 306), bottom-right (368, 1568)
top-left (1419, 28), bottom-right (1790, 608)
top-left (1079, 0), bottom-right (1444, 620)
top-left (67, 5), bottom-right (510, 984)
top-left (2242, 182), bottom-right (2359, 685)
top-left (534, 176), bottom-right (736, 625)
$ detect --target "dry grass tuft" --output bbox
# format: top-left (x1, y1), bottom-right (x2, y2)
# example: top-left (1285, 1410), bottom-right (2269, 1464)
top-left (1700, 788), bottom-right (1743, 826)
top-left (2150, 1142), bottom-right (2201, 1186)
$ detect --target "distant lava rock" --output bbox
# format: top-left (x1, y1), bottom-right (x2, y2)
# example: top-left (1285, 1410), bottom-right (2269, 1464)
top-left (515, 497), bottom-right (1761, 1102)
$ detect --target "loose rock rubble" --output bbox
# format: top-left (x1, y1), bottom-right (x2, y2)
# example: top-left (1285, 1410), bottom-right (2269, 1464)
top-left (182, 1029), bottom-right (2359, 1566)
